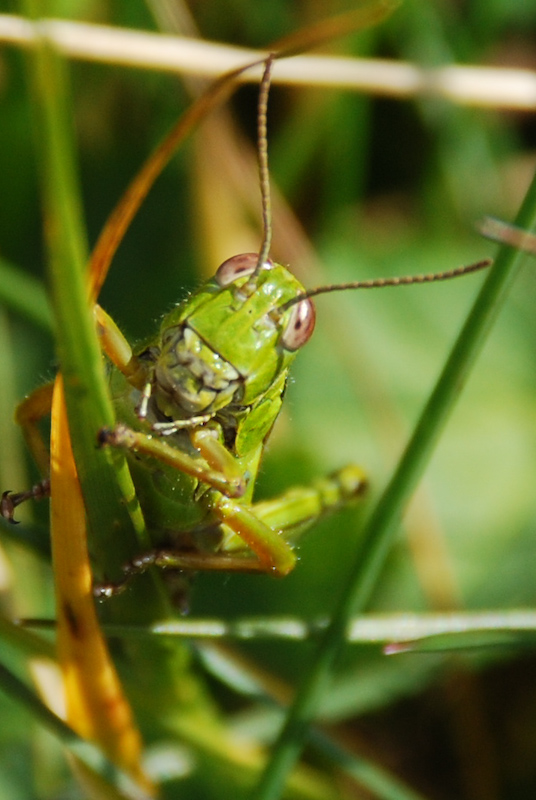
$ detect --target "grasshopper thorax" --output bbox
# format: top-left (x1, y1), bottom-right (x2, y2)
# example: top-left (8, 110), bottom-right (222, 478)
top-left (146, 254), bottom-right (315, 424)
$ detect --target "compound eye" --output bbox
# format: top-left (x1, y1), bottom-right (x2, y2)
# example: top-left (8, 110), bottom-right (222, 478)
top-left (281, 298), bottom-right (316, 351)
top-left (215, 253), bottom-right (272, 287)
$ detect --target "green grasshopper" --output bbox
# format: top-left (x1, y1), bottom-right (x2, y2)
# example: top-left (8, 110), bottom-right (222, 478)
top-left (3, 56), bottom-right (490, 603)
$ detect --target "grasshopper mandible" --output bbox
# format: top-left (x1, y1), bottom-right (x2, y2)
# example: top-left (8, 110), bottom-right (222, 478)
top-left (3, 55), bottom-right (491, 604)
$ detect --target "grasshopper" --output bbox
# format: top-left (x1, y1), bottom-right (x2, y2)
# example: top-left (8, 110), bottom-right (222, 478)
top-left (2, 56), bottom-right (490, 605)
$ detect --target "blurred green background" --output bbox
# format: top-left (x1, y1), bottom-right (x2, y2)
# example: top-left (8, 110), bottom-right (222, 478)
top-left (1, 0), bottom-right (536, 798)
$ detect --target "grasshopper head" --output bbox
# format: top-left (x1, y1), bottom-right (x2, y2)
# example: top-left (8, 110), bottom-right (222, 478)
top-left (151, 254), bottom-right (315, 421)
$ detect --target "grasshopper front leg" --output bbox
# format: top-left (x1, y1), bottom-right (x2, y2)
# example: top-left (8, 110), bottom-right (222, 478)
top-left (1, 479), bottom-right (51, 523)
top-left (96, 420), bottom-right (367, 596)
top-left (98, 424), bottom-right (246, 499)
top-left (98, 422), bottom-right (296, 574)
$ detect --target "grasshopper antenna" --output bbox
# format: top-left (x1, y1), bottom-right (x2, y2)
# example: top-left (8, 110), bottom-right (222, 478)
top-left (250, 55), bottom-right (492, 308)
top-left (280, 258), bottom-right (492, 310)
top-left (254, 54), bottom-right (276, 274)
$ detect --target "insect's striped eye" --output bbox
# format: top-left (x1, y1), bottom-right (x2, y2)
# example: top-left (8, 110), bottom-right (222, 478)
top-left (281, 298), bottom-right (316, 351)
top-left (215, 253), bottom-right (272, 287)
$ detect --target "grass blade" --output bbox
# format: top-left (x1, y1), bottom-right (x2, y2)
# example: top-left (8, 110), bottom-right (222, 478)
top-left (21, 6), bottom-right (149, 580)
top-left (255, 168), bottom-right (536, 799)
top-left (0, 658), bottom-right (151, 799)
top-left (0, 257), bottom-right (52, 331)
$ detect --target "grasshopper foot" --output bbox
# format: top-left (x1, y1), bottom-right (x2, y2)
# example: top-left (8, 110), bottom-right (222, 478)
top-left (93, 552), bottom-right (165, 600)
top-left (93, 550), bottom-right (192, 613)
top-left (97, 426), bottom-right (121, 447)
top-left (93, 578), bottom-right (129, 600)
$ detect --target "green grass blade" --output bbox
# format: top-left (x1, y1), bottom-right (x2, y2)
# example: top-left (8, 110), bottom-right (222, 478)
top-left (308, 730), bottom-right (427, 800)
top-left (0, 659), bottom-right (150, 799)
top-left (21, 5), bottom-right (150, 579)
top-left (196, 642), bottom-right (428, 800)
top-left (255, 168), bottom-right (536, 799)
top-left (0, 257), bottom-right (52, 331)
top-left (0, 517), bottom-right (51, 559)
top-left (14, 608), bottom-right (536, 647)
top-left (0, 615), bottom-right (55, 660)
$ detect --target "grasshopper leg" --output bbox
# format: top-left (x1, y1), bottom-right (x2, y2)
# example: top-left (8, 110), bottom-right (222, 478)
top-left (231, 465), bottom-right (367, 545)
top-left (14, 381), bottom-right (55, 477)
top-left (98, 423), bottom-right (246, 498)
top-left (94, 304), bottom-right (147, 387)
top-left (6, 383), bottom-right (54, 519)
top-left (211, 465), bottom-right (367, 569)
top-left (93, 464), bottom-right (367, 598)
top-left (1, 479), bottom-right (51, 523)
top-left (7, 305), bottom-right (144, 510)
top-left (98, 424), bottom-right (295, 571)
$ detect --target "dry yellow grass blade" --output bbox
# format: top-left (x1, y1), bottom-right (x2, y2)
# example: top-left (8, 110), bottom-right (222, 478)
top-left (50, 376), bottom-right (154, 795)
